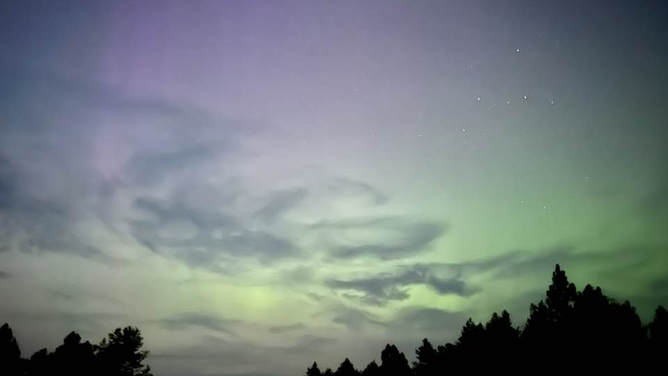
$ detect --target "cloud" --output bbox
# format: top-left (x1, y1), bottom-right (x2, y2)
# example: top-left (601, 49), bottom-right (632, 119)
top-left (159, 313), bottom-right (239, 335)
top-left (483, 246), bottom-right (665, 283)
top-left (0, 156), bottom-right (81, 255)
top-left (415, 245), bottom-right (664, 283)
top-left (0, 156), bottom-right (119, 262)
top-left (0, 66), bottom-right (256, 263)
top-left (253, 189), bottom-right (309, 224)
top-left (126, 147), bottom-right (219, 187)
top-left (133, 196), bottom-right (238, 232)
top-left (391, 307), bottom-right (468, 334)
top-left (132, 196), bottom-right (301, 270)
top-left (328, 306), bottom-right (383, 331)
top-left (45, 286), bottom-right (127, 307)
top-left (327, 265), bottom-right (479, 306)
top-left (327, 177), bottom-right (389, 206)
top-left (0, 270), bottom-right (9, 279)
top-left (649, 276), bottom-right (668, 294)
top-left (0, 309), bottom-right (127, 343)
top-left (283, 334), bottom-right (338, 354)
top-left (422, 245), bottom-right (668, 318)
top-left (0, 156), bottom-right (17, 210)
top-left (268, 323), bottom-right (306, 334)
top-left (312, 216), bottom-right (446, 260)
top-left (320, 304), bottom-right (467, 349)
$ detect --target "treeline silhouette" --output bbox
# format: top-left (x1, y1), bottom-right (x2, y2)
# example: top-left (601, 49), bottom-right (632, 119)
top-left (2, 265), bottom-right (666, 375)
top-left (0, 324), bottom-right (152, 376)
top-left (305, 265), bottom-right (668, 375)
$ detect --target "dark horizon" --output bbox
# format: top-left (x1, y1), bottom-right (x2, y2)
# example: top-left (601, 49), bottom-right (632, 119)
top-left (1, 1), bottom-right (668, 375)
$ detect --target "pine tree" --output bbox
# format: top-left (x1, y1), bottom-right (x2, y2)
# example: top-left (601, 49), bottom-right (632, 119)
top-left (545, 264), bottom-right (577, 323)
top-left (379, 344), bottom-right (411, 376)
top-left (413, 338), bottom-right (438, 376)
top-left (96, 326), bottom-right (152, 376)
top-left (334, 358), bottom-right (359, 376)
top-left (649, 305), bottom-right (668, 355)
top-left (306, 361), bottom-right (322, 376)
top-left (0, 323), bottom-right (22, 376)
top-left (53, 332), bottom-right (97, 376)
top-left (361, 360), bottom-right (380, 376)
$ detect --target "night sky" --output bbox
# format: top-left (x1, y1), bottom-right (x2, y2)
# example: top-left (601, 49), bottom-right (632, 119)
top-left (1, 1), bottom-right (667, 375)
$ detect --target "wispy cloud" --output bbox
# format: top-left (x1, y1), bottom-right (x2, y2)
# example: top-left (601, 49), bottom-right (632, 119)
top-left (0, 67), bottom-right (255, 264)
top-left (253, 189), bottom-right (309, 224)
top-left (268, 323), bottom-right (306, 334)
top-left (132, 195), bottom-right (301, 270)
top-left (327, 265), bottom-right (479, 306)
top-left (159, 313), bottom-right (240, 336)
top-left (311, 216), bottom-right (446, 260)
top-left (327, 177), bottom-right (389, 206)
top-left (327, 306), bottom-right (384, 331)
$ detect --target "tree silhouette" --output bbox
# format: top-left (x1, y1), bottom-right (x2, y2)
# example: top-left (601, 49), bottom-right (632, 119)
top-left (483, 310), bottom-right (519, 365)
top-left (456, 318), bottom-right (485, 350)
top-left (306, 361), bottom-right (322, 376)
top-left (649, 305), bottom-right (668, 359)
top-left (361, 360), bottom-right (380, 376)
top-left (52, 331), bottom-right (97, 376)
top-left (334, 358), bottom-right (359, 376)
top-left (413, 339), bottom-right (438, 376)
top-left (0, 323), bottom-right (22, 376)
top-left (0, 264), bottom-right (664, 376)
top-left (303, 264), bottom-right (667, 374)
top-left (485, 311), bottom-right (519, 345)
top-left (27, 348), bottom-right (52, 376)
top-left (545, 264), bottom-right (577, 321)
top-left (0, 324), bottom-right (155, 376)
top-left (379, 344), bottom-right (411, 376)
top-left (522, 263), bottom-right (577, 362)
top-left (96, 326), bottom-right (152, 376)
top-left (435, 342), bottom-right (456, 367)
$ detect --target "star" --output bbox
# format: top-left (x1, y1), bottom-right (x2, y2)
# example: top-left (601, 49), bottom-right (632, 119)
top-left (523, 95), bottom-right (528, 100)
top-left (516, 48), bottom-right (521, 53)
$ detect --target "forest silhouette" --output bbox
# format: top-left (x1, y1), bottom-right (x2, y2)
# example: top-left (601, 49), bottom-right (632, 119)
top-left (0, 325), bottom-right (152, 376)
top-left (305, 265), bottom-right (668, 375)
top-left (1, 265), bottom-right (667, 375)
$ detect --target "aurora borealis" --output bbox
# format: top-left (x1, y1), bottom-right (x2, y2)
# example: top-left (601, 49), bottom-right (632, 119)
top-left (1, 1), bottom-right (667, 375)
